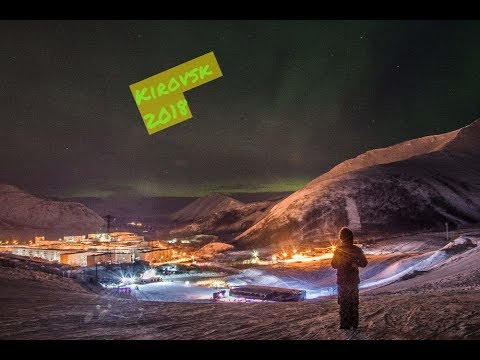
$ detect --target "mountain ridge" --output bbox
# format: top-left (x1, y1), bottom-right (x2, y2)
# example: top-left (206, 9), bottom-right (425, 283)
top-left (235, 119), bottom-right (480, 246)
top-left (0, 184), bottom-right (105, 231)
top-left (171, 192), bottom-right (244, 223)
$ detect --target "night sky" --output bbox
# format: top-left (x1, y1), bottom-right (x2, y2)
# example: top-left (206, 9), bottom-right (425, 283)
top-left (1, 20), bottom-right (480, 198)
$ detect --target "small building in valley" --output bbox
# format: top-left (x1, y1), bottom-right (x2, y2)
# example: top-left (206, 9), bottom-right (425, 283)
top-left (137, 248), bottom-right (174, 264)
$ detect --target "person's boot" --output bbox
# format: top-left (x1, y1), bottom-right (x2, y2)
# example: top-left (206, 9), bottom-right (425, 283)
top-left (340, 317), bottom-right (349, 329)
top-left (352, 310), bottom-right (359, 329)
top-left (340, 320), bottom-right (351, 329)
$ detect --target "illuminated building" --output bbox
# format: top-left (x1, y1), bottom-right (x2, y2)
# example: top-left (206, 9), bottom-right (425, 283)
top-left (60, 252), bottom-right (97, 267)
top-left (109, 232), bottom-right (144, 243)
top-left (12, 247), bottom-right (69, 262)
top-left (112, 252), bottom-right (133, 264)
top-left (86, 253), bottom-right (114, 266)
top-left (34, 238), bottom-right (64, 246)
top-left (63, 235), bottom-right (86, 242)
top-left (141, 240), bottom-right (169, 248)
top-left (84, 252), bottom-right (133, 266)
top-left (87, 233), bottom-right (112, 242)
top-left (137, 248), bottom-right (174, 264)
top-left (11, 231), bottom-right (162, 267)
top-left (229, 285), bottom-right (306, 302)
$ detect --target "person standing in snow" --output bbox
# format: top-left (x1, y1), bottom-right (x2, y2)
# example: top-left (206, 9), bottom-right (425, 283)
top-left (331, 227), bottom-right (368, 330)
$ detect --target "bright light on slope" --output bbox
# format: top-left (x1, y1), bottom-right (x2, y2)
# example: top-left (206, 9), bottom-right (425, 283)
top-left (121, 277), bottom-right (135, 284)
top-left (141, 269), bottom-right (157, 279)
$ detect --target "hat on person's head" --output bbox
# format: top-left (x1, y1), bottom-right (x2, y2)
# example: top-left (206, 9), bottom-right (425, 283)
top-left (338, 227), bottom-right (354, 244)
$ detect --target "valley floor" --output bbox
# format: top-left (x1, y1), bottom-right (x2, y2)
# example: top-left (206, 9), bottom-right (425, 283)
top-left (1, 260), bottom-right (479, 339)
top-left (2, 227), bottom-right (480, 339)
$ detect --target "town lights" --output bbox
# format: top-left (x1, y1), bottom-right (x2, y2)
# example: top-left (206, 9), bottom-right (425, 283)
top-left (328, 239), bottom-right (338, 253)
top-left (121, 276), bottom-right (135, 284)
top-left (251, 250), bottom-right (259, 264)
top-left (141, 269), bottom-right (157, 280)
top-left (196, 279), bottom-right (228, 288)
top-left (292, 253), bottom-right (303, 260)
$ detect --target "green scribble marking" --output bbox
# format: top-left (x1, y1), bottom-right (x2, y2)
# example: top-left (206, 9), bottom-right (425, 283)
top-left (143, 99), bottom-right (190, 129)
top-left (130, 51), bottom-right (223, 135)
top-left (135, 88), bottom-right (151, 105)
top-left (135, 65), bottom-right (213, 106)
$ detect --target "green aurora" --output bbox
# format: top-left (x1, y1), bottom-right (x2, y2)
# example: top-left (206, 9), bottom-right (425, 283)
top-left (1, 21), bottom-right (480, 198)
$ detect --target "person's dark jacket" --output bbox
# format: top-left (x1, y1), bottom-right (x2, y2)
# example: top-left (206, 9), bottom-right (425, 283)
top-left (331, 243), bottom-right (368, 285)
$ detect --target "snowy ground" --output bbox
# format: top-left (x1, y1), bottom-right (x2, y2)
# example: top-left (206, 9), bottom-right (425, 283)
top-left (120, 253), bottom-right (420, 302)
top-left (1, 230), bottom-right (480, 339)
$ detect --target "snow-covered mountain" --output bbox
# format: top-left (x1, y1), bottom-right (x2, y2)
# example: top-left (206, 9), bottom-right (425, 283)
top-left (0, 184), bottom-right (105, 231)
top-left (170, 200), bottom-right (278, 237)
top-left (235, 119), bottom-right (480, 246)
top-left (171, 193), bottom-right (244, 223)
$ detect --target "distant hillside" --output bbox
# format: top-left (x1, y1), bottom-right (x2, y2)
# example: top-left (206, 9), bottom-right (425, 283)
top-left (171, 193), bottom-right (244, 223)
top-left (228, 192), bottom-right (293, 203)
top-left (235, 119), bottom-right (480, 247)
top-left (0, 184), bottom-right (105, 231)
top-left (170, 200), bottom-right (279, 237)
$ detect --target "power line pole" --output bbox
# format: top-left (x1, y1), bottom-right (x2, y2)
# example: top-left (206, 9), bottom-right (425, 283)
top-left (445, 222), bottom-right (449, 242)
top-left (104, 215), bottom-right (114, 234)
